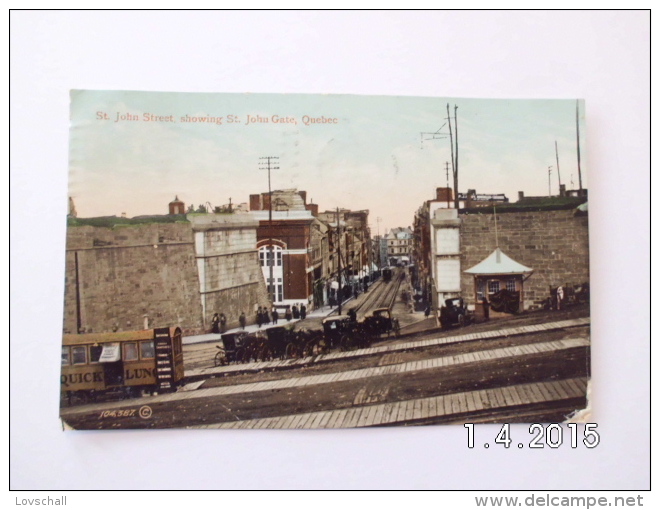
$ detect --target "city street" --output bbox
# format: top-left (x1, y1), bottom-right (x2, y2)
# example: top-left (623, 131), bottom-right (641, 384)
top-left (60, 303), bottom-right (590, 430)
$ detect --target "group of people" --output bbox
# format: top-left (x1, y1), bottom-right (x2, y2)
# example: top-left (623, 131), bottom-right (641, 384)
top-left (256, 303), bottom-right (307, 326)
top-left (211, 303), bottom-right (310, 333)
top-left (256, 306), bottom-right (273, 328)
top-left (210, 312), bottom-right (227, 334)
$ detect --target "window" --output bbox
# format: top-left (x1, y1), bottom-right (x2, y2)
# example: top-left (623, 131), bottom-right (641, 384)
top-left (140, 341), bottom-right (155, 359)
top-left (123, 342), bottom-right (138, 361)
top-left (90, 345), bottom-right (103, 363)
top-left (506, 279), bottom-right (517, 292)
top-left (71, 346), bottom-right (87, 365)
top-left (488, 280), bottom-right (500, 294)
top-left (62, 346), bottom-right (70, 366)
top-left (259, 246), bottom-right (282, 266)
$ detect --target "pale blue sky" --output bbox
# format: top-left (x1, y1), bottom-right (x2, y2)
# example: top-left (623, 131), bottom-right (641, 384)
top-left (69, 91), bottom-right (587, 232)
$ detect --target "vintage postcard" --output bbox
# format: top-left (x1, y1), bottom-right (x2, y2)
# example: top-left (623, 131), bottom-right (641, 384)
top-left (60, 91), bottom-right (590, 430)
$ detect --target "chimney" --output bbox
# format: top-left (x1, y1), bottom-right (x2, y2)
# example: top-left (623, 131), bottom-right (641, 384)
top-left (298, 190), bottom-right (307, 204)
top-left (262, 193), bottom-right (272, 211)
top-left (249, 194), bottom-right (262, 211)
top-left (559, 184), bottom-right (566, 197)
top-left (306, 203), bottom-right (319, 216)
top-left (436, 187), bottom-right (453, 201)
top-left (518, 191), bottom-right (525, 201)
top-left (169, 196), bottom-right (185, 215)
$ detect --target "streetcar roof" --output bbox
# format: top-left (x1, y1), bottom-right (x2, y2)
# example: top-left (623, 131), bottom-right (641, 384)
top-left (62, 327), bottom-right (180, 346)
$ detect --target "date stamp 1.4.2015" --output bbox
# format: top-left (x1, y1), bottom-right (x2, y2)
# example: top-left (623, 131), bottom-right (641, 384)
top-left (464, 423), bottom-right (600, 450)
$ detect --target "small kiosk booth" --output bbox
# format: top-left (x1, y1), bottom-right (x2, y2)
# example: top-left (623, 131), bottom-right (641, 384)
top-left (464, 248), bottom-right (533, 319)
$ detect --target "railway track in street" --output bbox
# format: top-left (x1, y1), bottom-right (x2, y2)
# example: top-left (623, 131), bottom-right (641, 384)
top-left (354, 268), bottom-right (404, 319)
top-left (60, 316), bottom-right (590, 429)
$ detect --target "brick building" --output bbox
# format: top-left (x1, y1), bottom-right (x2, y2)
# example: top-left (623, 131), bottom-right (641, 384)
top-left (384, 227), bottom-right (413, 266)
top-left (249, 189), bottom-right (328, 309)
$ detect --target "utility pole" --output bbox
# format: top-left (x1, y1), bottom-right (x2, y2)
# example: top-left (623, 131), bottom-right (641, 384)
top-left (376, 217), bottom-right (382, 268)
top-left (454, 105), bottom-right (459, 209)
top-left (421, 104), bottom-right (460, 209)
top-left (554, 141), bottom-right (562, 189)
top-left (447, 104), bottom-right (456, 208)
top-left (548, 166), bottom-right (553, 197)
top-left (445, 161), bottom-right (450, 208)
top-left (576, 100), bottom-right (583, 191)
top-left (260, 156), bottom-right (279, 304)
top-left (336, 207), bottom-right (342, 315)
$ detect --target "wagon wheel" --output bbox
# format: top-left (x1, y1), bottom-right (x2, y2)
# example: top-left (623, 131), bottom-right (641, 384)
top-left (285, 342), bottom-right (299, 359)
top-left (340, 334), bottom-right (356, 351)
top-left (235, 347), bottom-right (246, 364)
top-left (393, 319), bottom-right (401, 337)
top-left (458, 314), bottom-right (465, 327)
top-left (214, 350), bottom-right (226, 367)
top-left (259, 345), bottom-right (273, 362)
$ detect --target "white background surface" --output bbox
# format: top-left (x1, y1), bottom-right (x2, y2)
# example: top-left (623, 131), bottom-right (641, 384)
top-left (10, 10), bottom-right (650, 490)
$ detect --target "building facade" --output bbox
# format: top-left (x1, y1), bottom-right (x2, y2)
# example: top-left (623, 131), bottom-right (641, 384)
top-left (250, 189), bottom-right (329, 309)
top-left (412, 188), bottom-right (589, 315)
top-left (384, 227), bottom-right (413, 266)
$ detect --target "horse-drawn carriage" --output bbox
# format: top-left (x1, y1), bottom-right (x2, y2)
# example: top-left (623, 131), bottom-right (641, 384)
top-left (362, 308), bottom-right (400, 338)
top-left (439, 298), bottom-right (472, 329)
top-left (322, 308), bottom-right (400, 351)
top-left (214, 327), bottom-right (325, 366)
top-left (214, 307), bottom-right (401, 365)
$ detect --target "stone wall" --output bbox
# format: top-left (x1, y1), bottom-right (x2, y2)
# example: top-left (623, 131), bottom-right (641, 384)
top-left (460, 208), bottom-right (590, 309)
top-left (63, 216), bottom-right (271, 336)
top-left (63, 223), bottom-right (203, 335)
top-left (192, 214), bottom-right (271, 327)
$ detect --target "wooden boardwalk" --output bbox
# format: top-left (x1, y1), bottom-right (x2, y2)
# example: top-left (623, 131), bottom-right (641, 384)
top-left (192, 377), bottom-right (588, 429)
top-left (61, 336), bottom-right (589, 417)
top-left (185, 316), bottom-right (590, 378)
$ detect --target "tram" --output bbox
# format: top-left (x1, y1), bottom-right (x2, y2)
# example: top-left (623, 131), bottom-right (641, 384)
top-left (61, 326), bottom-right (184, 404)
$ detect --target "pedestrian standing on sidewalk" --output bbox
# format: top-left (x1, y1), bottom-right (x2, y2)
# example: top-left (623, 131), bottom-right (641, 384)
top-left (256, 307), bottom-right (263, 328)
top-left (557, 286), bottom-right (564, 311)
top-left (272, 307), bottom-right (279, 325)
top-left (211, 312), bottom-right (220, 333)
top-left (239, 312), bottom-right (246, 330)
top-left (285, 306), bottom-right (292, 322)
top-left (300, 304), bottom-right (307, 320)
top-left (482, 297), bottom-right (490, 321)
top-left (424, 305), bottom-right (431, 319)
top-left (219, 313), bottom-right (227, 333)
